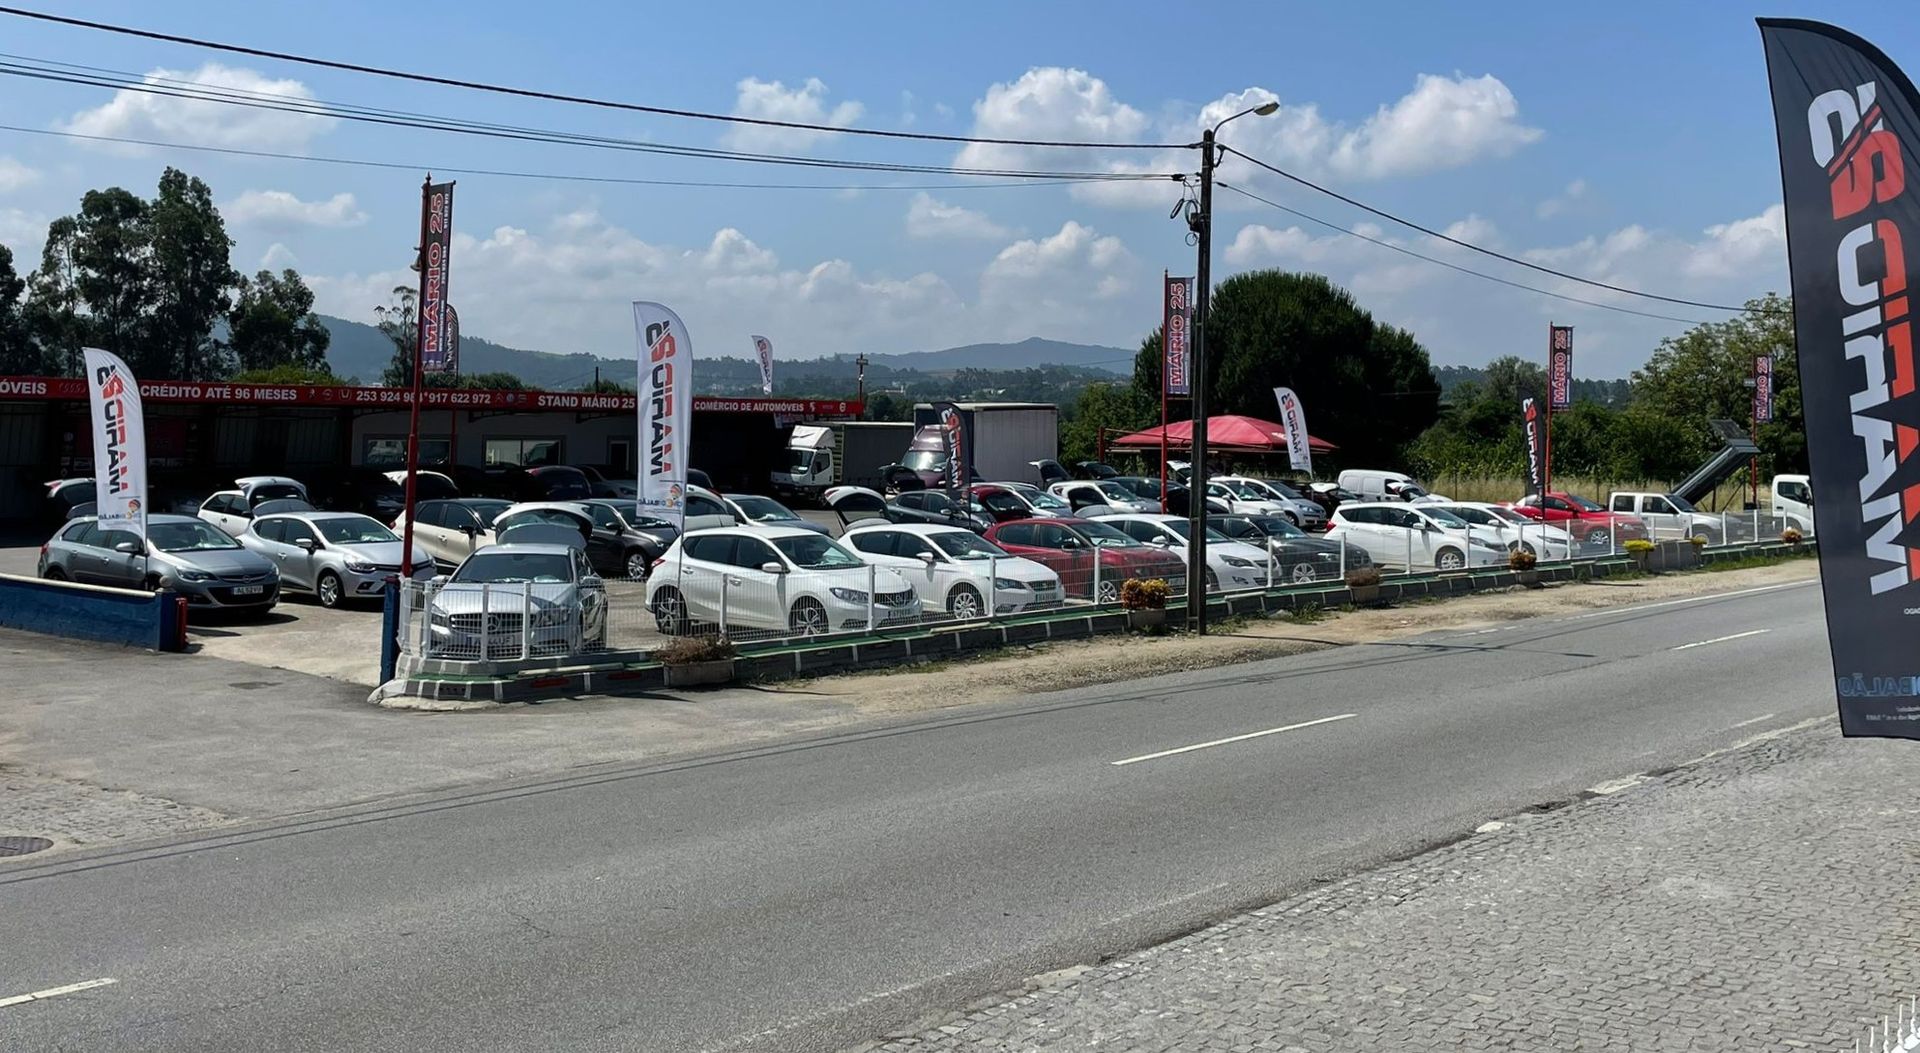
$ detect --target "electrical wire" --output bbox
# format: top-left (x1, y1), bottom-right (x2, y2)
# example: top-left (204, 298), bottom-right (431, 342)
top-left (1217, 181), bottom-right (1714, 325)
top-left (0, 5), bottom-right (1191, 151)
top-left (0, 123), bottom-right (1117, 192)
top-left (0, 59), bottom-right (1178, 182)
top-left (1221, 145), bottom-right (1772, 315)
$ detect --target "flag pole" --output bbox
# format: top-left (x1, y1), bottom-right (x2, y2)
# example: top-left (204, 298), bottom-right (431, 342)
top-left (1544, 322), bottom-right (1555, 500)
top-left (400, 174), bottom-right (430, 580)
top-left (1160, 270), bottom-right (1169, 510)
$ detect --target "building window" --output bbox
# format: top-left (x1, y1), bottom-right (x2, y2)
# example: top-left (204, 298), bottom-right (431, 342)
top-left (363, 436), bottom-right (450, 467)
top-left (484, 438), bottom-right (563, 467)
top-left (608, 439), bottom-right (632, 473)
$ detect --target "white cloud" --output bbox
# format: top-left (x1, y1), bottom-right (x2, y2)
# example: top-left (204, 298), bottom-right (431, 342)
top-left (981, 221), bottom-right (1138, 331)
top-left (60, 63), bottom-right (337, 152)
top-left (259, 243), bottom-right (300, 270)
top-left (1536, 178), bottom-right (1588, 218)
top-left (0, 158), bottom-right (39, 193)
top-left (224, 190), bottom-right (367, 228)
top-left (904, 193), bottom-right (1010, 239)
top-left (955, 68), bottom-right (1151, 173)
top-left (721, 77), bottom-right (865, 152)
top-left (0, 207), bottom-right (47, 264)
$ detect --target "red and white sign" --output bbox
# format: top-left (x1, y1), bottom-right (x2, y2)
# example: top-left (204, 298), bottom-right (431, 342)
top-left (82, 349), bottom-right (147, 540)
top-left (1753, 354), bottom-right (1775, 424)
top-left (1163, 276), bottom-right (1192, 397)
top-left (634, 301), bottom-right (693, 528)
top-left (752, 334), bottom-right (774, 396)
top-left (1549, 325), bottom-right (1574, 410)
top-left (420, 182), bottom-right (455, 373)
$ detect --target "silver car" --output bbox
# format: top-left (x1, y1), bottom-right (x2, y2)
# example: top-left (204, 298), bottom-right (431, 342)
top-left (426, 544), bottom-right (608, 660)
top-left (39, 514), bottom-right (281, 614)
top-left (242, 511), bottom-right (436, 608)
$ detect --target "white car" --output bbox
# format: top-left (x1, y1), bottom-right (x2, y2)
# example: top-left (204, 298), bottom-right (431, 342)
top-left (1214, 476), bottom-right (1328, 529)
top-left (645, 526), bottom-right (921, 637)
top-left (842, 523), bottom-right (1063, 618)
top-left (1047, 480), bottom-right (1157, 516)
top-left (197, 476), bottom-right (311, 537)
top-left (1326, 502), bottom-right (1507, 572)
top-left (1203, 479), bottom-right (1292, 518)
top-left (1427, 502), bottom-right (1575, 561)
top-left (1088, 512), bottom-right (1276, 592)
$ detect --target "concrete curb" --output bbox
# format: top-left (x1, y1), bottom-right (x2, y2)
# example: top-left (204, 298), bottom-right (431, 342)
top-left (368, 541), bottom-right (1809, 709)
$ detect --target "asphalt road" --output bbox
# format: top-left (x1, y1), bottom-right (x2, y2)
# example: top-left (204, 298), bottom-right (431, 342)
top-left (1, 577), bottom-right (1833, 1053)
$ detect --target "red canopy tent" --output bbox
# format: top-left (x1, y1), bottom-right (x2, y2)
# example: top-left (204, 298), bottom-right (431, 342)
top-left (1110, 414), bottom-right (1337, 455)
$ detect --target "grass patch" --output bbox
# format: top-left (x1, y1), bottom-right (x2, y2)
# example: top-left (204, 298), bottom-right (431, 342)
top-left (1705, 550), bottom-right (1810, 573)
top-left (1278, 603), bottom-right (1328, 625)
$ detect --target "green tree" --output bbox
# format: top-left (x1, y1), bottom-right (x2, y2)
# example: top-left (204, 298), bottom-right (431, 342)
top-left (1628, 292), bottom-right (1802, 476)
top-left (230, 362), bottom-right (340, 385)
top-left (228, 269), bottom-right (331, 374)
top-left (22, 217), bottom-right (84, 376)
top-left (1060, 381), bottom-right (1154, 465)
top-left (375, 285), bottom-right (419, 387)
top-left (446, 371), bottom-right (526, 391)
top-left (71, 186), bottom-right (155, 371)
top-left (578, 376), bottom-right (634, 394)
top-left (147, 168), bottom-right (238, 378)
top-left (0, 245), bottom-right (32, 374)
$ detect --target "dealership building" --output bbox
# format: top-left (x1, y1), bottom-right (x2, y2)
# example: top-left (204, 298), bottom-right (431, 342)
top-left (0, 375), bottom-right (861, 516)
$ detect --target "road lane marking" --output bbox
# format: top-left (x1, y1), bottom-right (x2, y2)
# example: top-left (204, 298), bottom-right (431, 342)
top-left (1587, 774), bottom-right (1649, 796)
top-left (1670, 629), bottom-right (1771, 651)
top-left (1111, 713), bottom-right (1356, 766)
top-left (1564, 580), bottom-right (1811, 621)
top-left (1729, 713), bottom-right (1777, 730)
top-left (0, 978), bottom-right (117, 1009)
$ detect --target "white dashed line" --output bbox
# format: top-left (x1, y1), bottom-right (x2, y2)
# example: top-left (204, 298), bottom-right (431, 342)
top-left (1586, 774), bottom-right (1650, 796)
top-left (1670, 629), bottom-right (1770, 651)
top-left (1729, 713), bottom-right (1777, 730)
top-left (0, 978), bottom-right (117, 1009)
top-left (1112, 713), bottom-right (1357, 766)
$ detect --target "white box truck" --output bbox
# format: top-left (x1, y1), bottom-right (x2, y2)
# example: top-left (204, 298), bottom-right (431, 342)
top-left (907, 402), bottom-right (1060, 486)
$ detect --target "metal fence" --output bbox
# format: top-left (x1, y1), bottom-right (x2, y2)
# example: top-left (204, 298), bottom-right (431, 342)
top-left (391, 513), bottom-right (1813, 665)
top-left (1846, 995), bottom-right (1920, 1053)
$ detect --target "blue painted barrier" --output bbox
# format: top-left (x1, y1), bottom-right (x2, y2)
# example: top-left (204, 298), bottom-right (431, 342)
top-left (0, 573), bottom-right (187, 652)
top-left (380, 580), bottom-right (400, 684)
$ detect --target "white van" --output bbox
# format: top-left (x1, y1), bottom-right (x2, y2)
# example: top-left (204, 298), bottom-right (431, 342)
top-left (1335, 469), bottom-right (1447, 504)
top-left (1770, 474), bottom-right (1813, 533)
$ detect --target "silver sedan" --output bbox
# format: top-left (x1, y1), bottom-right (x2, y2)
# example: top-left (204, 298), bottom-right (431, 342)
top-left (242, 511), bottom-right (435, 608)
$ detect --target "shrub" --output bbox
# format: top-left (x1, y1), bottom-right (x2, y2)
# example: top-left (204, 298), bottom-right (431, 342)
top-left (1344, 566), bottom-right (1382, 588)
top-left (1781, 527), bottom-right (1804, 545)
top-left (1507, 548), bottom-right (1538, 571)
top-left (1689, 535), bottom-right (1708, 547)
top-left (1624, 539), bottom-right (1656, 554)
top-left (1120, 577), bottom-right (1171, 610)
top-left (653, 635), bottom-right (738, 665)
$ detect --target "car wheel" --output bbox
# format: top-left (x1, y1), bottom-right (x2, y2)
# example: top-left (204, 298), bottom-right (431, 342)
top-left (1518, 542), bottom-right (1536, 556)
top-left (1586, 528), bottom-right (1611, 550)
top-left (316, 571), bottom-right (344, 609)
top-left (947, 584), bottom-right (984, 621)
top-left (1284, 511), bottom-right (1299, 526)
top-left (789, 598), bottom-right (829, 636)
top-left (624, 549), bottom-right (650, 580)
top-left (43, 566), bottom-right (66, 581)
top-left (1095, 579), bottom-right (1121, 605)
top-left (1205, 567), bottom-right (1219, 592)
top-left (652, 587), bottom-right (688, 635)
top-left (1435, 547), bottom-right (1465, 572)
top-left (1290, 562), bottom-right (1318, 584)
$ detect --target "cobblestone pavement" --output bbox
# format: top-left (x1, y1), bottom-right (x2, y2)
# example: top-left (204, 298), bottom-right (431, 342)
top-left (867, 719), bottom-right (1919, 1052)
top-left (1, 765), bottom-right (234, 851)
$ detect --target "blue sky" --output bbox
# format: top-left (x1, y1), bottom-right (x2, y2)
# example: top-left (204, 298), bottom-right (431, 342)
top-left (1, 1), bottom-right (1917, 378)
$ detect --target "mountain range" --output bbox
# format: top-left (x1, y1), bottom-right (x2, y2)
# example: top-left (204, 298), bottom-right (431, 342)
top-left (315, 316), bottom-right (1133, 390)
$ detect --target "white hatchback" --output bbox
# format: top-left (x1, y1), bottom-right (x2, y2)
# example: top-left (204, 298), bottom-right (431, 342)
top-left (645, 526), bottom-right (921, 637)
top-left (1326, 502), bottom-right (1507, 572)
top-left (1427, 502), bottom-right (1575, 561)
top-left (842, 522), bottom-right (1062, 618)
top-left (1087, 512), bottom-right (1276, 592)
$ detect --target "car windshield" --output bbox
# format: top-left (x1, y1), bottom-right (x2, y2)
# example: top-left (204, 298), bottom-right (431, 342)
top-left (1263, 480), bottom-right (1305, 500)
top-left (1028, 491), bottom-right (1070, 511)
top-left (609, 504), bottom-right (674, 530)
top-left (1667, 494), bottom-right (1699, 512)
top-left (1161, 521), bottom-right (1232, 542)
top-left (450, 551), bottom-right (573, 584)
top-left (467, 501), bottom-right (512, 527)
top-left (1395, 483), bottom-right (1430, 499)
top-left (1568, 494), bottom-right (1605, 512)
top-left (773, 534), bottom-right (864, 569)
top-left (931, 531), bottom-right (1007, 560)
top-left (150, 520), bottom-right (242, 552)
top-left (1096, 482), bottom-right (1137, 502)
top-left (414, 474), bottom-right (458, 500)
top-left (1220, 481), bottom-right (1266, 499)
top-left (1443, 507), bottom-right (1494, 525)
top-left (901, 450), bottom-right (944, 472)
top-left (1116, 478), bottom-right (1161, 498)
top-left (1486, 506), bottom-right (1529, 524)
top-left (1072, 521), bottom-right (1142, 548)
top-left (318, 517), bottom-right (398, 544)
top-left (783, 449), bottom-right (814, 472)
top-left (1423, 508), bottom-right (1469, 528)
top-left (1251, 516), bottom-right (1306, 538)
top-left (731, 496), bottom-right (800, 522)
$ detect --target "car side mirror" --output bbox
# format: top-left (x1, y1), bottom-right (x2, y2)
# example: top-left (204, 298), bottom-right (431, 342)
top-left (760, 561), bottom-right (788, 575)
top-left (429, 574), bottom-right (450, 588)
top-left (462, 525), bottom-right (478, 536)
top-left (296, 538), bottom-right (317, 552)
top-left (114, 540), bottom-right (139, 554)
top-left (918, 551), bottom-right (937, 565)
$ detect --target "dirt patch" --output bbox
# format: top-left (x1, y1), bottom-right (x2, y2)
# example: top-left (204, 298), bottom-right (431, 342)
top-left (797, 559), bottom-right (1820, 715)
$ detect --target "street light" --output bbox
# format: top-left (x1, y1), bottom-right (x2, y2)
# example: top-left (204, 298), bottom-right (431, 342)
top-left (1186, 99), bottom-right (1277, 633)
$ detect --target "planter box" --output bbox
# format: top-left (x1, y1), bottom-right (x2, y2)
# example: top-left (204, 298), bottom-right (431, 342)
top-left (1513, 569), bottom-right (1541, 587)
top-left (1348, 583), bottom-right (1381, 605)
top-left (1126, 607), bottom-right (1168, 630)
top-left (662, 658), bottom-right (736, 688)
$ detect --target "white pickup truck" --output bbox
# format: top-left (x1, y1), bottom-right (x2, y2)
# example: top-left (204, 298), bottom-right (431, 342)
top-left (1770, 474), bottom-right (1813, 533)
top-left (1607, 491), bottom-right (1728, 543)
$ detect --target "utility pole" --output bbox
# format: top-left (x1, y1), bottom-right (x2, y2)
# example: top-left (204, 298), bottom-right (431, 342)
top-left (1186, 130), bottom-right (1214, 633)
top-left (855, 353), bottom-right (869, 405)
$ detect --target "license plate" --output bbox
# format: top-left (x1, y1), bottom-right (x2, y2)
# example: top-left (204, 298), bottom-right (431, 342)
top-left (231, 585), bottom-right (265, 596)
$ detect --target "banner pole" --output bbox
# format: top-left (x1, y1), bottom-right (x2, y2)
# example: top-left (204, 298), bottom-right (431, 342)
top-left (1544, 323), bottom-right (1554, 501)
top-left (400, 174), bottom-right (430, 580)
top-left (1160, 270), bottom-right (1169, 511)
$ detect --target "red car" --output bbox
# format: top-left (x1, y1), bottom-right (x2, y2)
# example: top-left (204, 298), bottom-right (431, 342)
top-left (984, 516), bottom-right (1187, 603)
top-left (970, 483), bottom-right (1073, 523)
top-left (1508, 492), bottom-right (1649, 550)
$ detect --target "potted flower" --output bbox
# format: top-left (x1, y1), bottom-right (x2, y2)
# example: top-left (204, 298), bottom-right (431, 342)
top-left (1120, 577), bottom-right (1171, 630)
top-left (1781, 526), bottom-right (1805, 547)
top-left (1507, 546), bottom-right (1540, 586)
top-left (1624, 538), bottom-right (1656, 572)
top-left (1345, 565), bottom-right (1383, 605)
top-left (654, 635), bottom-right (738, 688)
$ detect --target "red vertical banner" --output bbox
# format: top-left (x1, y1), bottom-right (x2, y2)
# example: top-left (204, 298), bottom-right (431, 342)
top-left (419, 182), bottom-right (456, 373)
top-left (1753, 354), bottom-right (1775, 423)
top-left (1163, 277), bottom-right (1192, 397)
top-left (1549, 325), bottom-right (1574, 409)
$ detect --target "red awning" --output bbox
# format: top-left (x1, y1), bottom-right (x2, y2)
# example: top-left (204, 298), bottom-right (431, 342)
top-left (1111, 414), bottom-right (1337, 454)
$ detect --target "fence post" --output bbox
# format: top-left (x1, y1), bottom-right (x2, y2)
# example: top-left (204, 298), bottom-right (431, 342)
top-left (519, 585), bottom-right (531, 661)
top-left (1266, 543), bottom-right (1275, 591)
top-left (719, 576), bottom-right (730, 638)
top-left (418, 579), bottom-right (433, 654)
top-left (1753, 507), bottom-right (1761, 542)
top-left (1339, 534), bottom-right (1347, 578)
top-left (1405, 528), bottom-right (1414, 575)
top-left (479, 583), bottom-right (490, 662)
top-left (866, 564), bottom-right (877, 633)
top-left (989, 554), bottom-right (999, 617)
top-left (1093, 550), bottom-right (1103, 603)
top-left (1610, 526), bottom-right (1617, 559)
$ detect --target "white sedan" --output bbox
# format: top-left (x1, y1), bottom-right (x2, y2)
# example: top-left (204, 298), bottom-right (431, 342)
top-left (645, 526), bottom-right (921, 637)
top-left (1087, 512), bottom-right (1277, 592)
top-left (842, 522), bottom-right (1063, 618)
top-left (1429, 502), bottom-right (1576, 560)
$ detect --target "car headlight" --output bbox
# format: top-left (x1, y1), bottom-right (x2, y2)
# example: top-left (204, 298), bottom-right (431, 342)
top-left (1222, 556), bottom-right (1257, 568)
top-left (993, 577), bottom-right (1030, 590)
top-left (344, 559), bottom-right (376, 573)
top-left (830, 587), bottom-right (870, 604)
top-left (532, 607), bottom-right (570, 627)
top-left (430, 610), bottom-right (451, 626)
top-left (178, 570), bottom-right (213, 583)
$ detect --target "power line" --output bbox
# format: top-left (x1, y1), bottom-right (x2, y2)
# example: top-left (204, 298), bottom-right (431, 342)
top-left (0, 5), bottom-right (1189, 151)
top-left (0, 123), bottom-right (1120, 193)
top-left (1221, 145), bottom-right (1772, 315)
top-left (1217, 181), bottom-right (1714, 325)
top-left (0, 59), bottom-right (1178, 182)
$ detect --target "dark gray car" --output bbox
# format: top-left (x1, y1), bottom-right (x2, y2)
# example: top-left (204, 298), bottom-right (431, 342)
top-left (1210, 514), bottom-right (1371, 584)
top-left (39, 514), bottom-right (281, 614)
